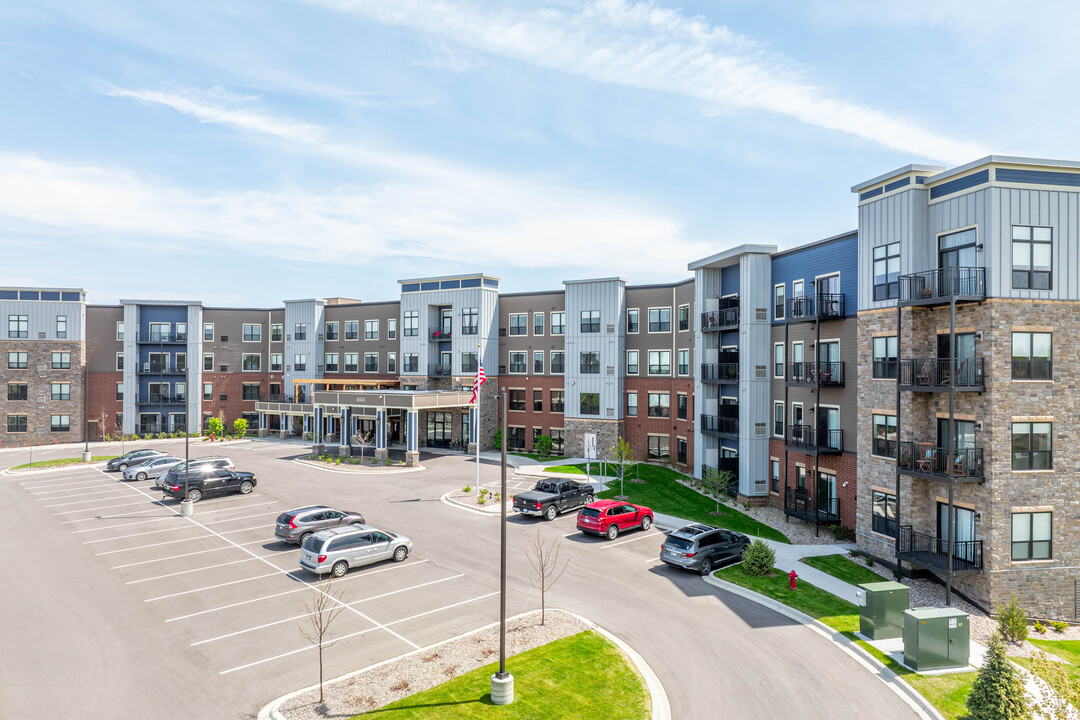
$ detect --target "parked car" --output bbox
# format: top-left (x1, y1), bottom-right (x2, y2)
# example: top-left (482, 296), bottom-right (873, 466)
top-left (275, 506), bottom-right (366, 545)
top-left (105, 449), bottom-right (167, 472)
top-left (577, 500), bottom-right (654, 540)
top-left (659, 524), bottom-right (750, 576)
top-left (122, 455), bottom-right (184, 482)
top-left (156, 457), bottom-right (235, 488)
top-left (513, 479), bottom-right (594, 520)
top-left (299, 524), bottom-right (411, 578)
top-left (159, 469), bottom-right (256, 502)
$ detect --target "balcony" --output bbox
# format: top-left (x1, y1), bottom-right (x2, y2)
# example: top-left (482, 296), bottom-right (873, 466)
top-left (430, 330), bottom-right (452, 341)
top-left (896, 441), bottom-right (984, 482)
top-left (259, 394), bottom-right (295, 403)
top-left (700, 362), bottom-right (739, 384)
top-left (786, 361), bottom-right (845, 388)
top-left (899, 358), bottom-right (985, 392)
top-left (784, 488), bottom-right (841, 526)
top-left (137, 394), bottom-right (187, 405)
top-left (700, 413), bottom-right (738, 438)
top-left (137, 331), bottom-right (188, 344)
top-left (137, 363), bottom-right (186, 375)
top-left (786, 293), bottom-right (845, 324)
top-left (428, 363), bottom-right (452, 377)
top-left (784, 425), bottom-right (843, 454)
top-left (702, 457), bottom-right (740, 497)
top-left (898, 526), bottom-right (983, 575)
top-left (702, 298), bottom-right (740, 332)
top-left (898, 267), bottom-right (985, 307)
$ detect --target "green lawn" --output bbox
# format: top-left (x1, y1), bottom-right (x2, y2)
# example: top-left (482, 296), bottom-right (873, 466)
top-left (1014, 638), bottom-right (1080, 686)
top-left (354, 631), bottom-right (649, 719)
top-left (11, 455), bottom-right (119, 470)
top-left (509, 452), bottom-right (568, 462)
top-left (800, 554), bottom-right (889, 586)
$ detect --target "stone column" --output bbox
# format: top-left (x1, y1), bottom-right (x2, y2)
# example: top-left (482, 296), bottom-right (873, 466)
top-left (405, 409), bottom-right (420, 467)
top-left (374, 408), bottom-right (388, 462)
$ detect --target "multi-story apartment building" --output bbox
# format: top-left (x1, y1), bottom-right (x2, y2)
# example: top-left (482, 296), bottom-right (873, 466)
top-left (854, 156), bottom-right (1079, 618)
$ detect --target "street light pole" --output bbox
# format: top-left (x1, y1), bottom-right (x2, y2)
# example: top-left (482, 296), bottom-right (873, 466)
top-left (82, 363), bottom-right (91, 462)
top-left (490, 391), bottom-right (514, 705)
top-left (179, 359), bottom-right (194, 517)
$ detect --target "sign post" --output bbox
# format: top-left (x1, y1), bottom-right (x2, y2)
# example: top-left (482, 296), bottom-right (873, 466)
top-left (583, 432), bottom-right (597, 482)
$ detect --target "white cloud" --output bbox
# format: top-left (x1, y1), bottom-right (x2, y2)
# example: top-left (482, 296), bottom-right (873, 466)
top-left (301, 0), bottom-right (986, 164)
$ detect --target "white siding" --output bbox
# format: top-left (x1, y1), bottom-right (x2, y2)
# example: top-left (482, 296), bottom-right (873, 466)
top-left (563, 279), bottom-right (625, 420)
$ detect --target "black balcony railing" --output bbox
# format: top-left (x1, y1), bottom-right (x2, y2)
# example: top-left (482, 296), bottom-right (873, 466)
top-left (702, 457), bottom-right (739, 497)
top-left (786, 361), bottom-right (845, 387)
top-left (430, 330), bottom-right (452, 341)
top-left (137, 394), bottom-right (186, 405)
top-left (428, 364), bottom-right (452, 377)
top-left (899, 358), bottom-right (985, 390)
top-left (137, 424), bottom-right (163, 435)
top-left (259, 394), bottom-right (297, 403)
top-left (700, 413), bottom-right (738, 437)
top-left (701, 304), bottom-right (739, 332)
top-left (898, 526), bottom-right (983, 573)
top-left (896, 441), bottom-right (984, 480)
top-left (784, 488), bottom-right (840, 525)
top-left (700, 363), bottom-right (739, 383)
top-left (139, 331), bottom-right (188, 344)
top-left (786, 293), bottom-right (845, 322)
top-left (784, 425), bottom-right (842, 453)
top-left (898, 267), bottom-right (985, 305)
top-left (137, 363), bottom-right (185, 375)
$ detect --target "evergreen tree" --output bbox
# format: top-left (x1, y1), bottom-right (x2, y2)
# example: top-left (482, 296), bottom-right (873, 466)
top-left (966, 633), bottom-right (1030, 720)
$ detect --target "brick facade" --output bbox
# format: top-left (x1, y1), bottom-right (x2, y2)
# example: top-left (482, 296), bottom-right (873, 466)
top-left (624, 377), bottom-right (695, 470)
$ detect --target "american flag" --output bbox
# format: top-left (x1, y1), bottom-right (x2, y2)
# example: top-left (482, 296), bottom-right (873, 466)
top-left (470, 360), bottom-right (486, 405)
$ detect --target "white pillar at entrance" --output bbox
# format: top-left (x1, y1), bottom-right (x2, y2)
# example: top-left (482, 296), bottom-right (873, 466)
top-left (405, 409), bottom-right (420, 467)
top-left (374, 408), bottom-right (388, 461)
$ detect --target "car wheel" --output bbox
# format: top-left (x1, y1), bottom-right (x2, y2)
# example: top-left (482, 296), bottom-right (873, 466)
top-left (393, 546), bottom-right (408, 562)
top-left (119, 463), bottom-right (128, 471)
top-left (544, 505), bottom-right (557, 521)
top-left (136, 471), bottom-right (147, 482)
top-left (239, 480), bottom-right (253, 494)
top-left (606, 524), bottom-right (620, 540)
top-left (699, 558), bottom-right (713, 576)
top-left (331, 560), bottom-right (348, 578)
top-left (585, 494), bottom-right (595, 504)
top-left (186, 488), bottom-right (202, 503)
top-left (641, 515), bottom-right (652, 531)
top-left (299, 532), bottom-right (312, 546)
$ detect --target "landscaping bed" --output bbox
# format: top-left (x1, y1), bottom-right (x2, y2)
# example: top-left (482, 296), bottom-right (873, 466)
top-left (9, 455), bottom-right (118, 471)
top-left (446, 486), bottom-right (508, 510)
top-left (800, 554), bottom-right (888, 586)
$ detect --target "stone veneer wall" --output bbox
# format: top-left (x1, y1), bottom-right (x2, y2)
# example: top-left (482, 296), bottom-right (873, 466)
top-left (0, 341), bottom-right (86, 448)
top-left (563, 418), bottom-right (624, 460)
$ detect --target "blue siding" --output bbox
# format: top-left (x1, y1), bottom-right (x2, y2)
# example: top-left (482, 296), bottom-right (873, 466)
top-left (995, 168), bottom-right (1080, 188)
top-left (929, 169), bottom-right (990, 200)
top-left (884, 177), bottom-right (911, 192)
top-left (859, 186), bottom-right (884, 201)
top-left (138, 305), bottom-right (187, 339)
top-left (770, 233), bottom-right (859, 324)
top-left (721, 264), bottom-right (740, 295)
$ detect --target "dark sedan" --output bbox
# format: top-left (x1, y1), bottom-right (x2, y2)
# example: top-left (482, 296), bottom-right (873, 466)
top-left (160, 469), bottom-right (256, 502)
top-left (105, 449), bottom-right (167, 472)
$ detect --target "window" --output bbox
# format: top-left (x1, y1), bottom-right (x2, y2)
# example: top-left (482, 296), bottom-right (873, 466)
top-left (792, 279), bottom-right (804, 299)
top-left (677, 393), bottom-right (687, 420)
top-left (648, 435), bottom-right (669, 459)
top-left (404, 353), bottom-right (418, 373)
top-left (204, 323), bottom-right (214, 341)
top-left (8, 314), bottom-right (27, 338)
top-left (243, 324), bottom-right (262, 342)
top-left (509, 314), bottom-right (527, 336)
top-left (580, 351), bottom-right (599, 374)
top-left (6, 415), bottom-right (27, 433)
top-left (678, 349), bottom-right (689, 376)
top-left (627, 392), bottom-right (637, 417)
top-left (873, 242), bottom-right (900, 300)
top-left (1012, 511), bottom-right (1052, 561)
top-left (325, 353), bottom-right (339, 373)
top-left (550, 351), bottom-right (565, 374)
top-left (627, 309), bottom-right (639, 333)
top-left (7, 383), bottom-right (26, 401)
top-left (116, 321), bottom-right (125, 341)
top-left (770, 459), bottom-right (780, 493)
top-left (387, 353), bottom-right (396, 373)
top-left (791, 402), bottom-right (803, 428)
top-left (203, 383), bottom-right (212, 401)
top-left (533, 389), bottom-right (543, 412)
top-left (533, 351), bottom-right (544, 374)
top-left (1012, 226), bottom-right (1052, 290)
top-left (294, 323), bottom-right (306, 341)
top-left (115, 352), bottom-right (124, 371)
top-left (872, 491), bottom-right (898, 536)
top-left (551, 312), bottom-right (566, 335)
top-left (176, 322), bottom-right (187, 341)
top-left (533, 313), bottom-right (544, 336)
top-left (872, 414), bottom-right (898, 457)
top-left (648, 307), bottom-right (671, 332)
top-left (773, 343), bottom-right (784, 378)
top-left (626, 350), bottom-right (639, 375)
top-left (51, 414), bottom-right (70, 432)
top-left (344, 321), bottom-right (358, 340)
top-left (550, 429), bottom-right (564, 453)
top-left (8, 352), bottom-right (27, 369)
top-left (509, 390), bottom-right (526, 411)
top-left (318, 322), bottom-right (335, 341)
top-left (461, 308), bottom-right (478, 335)
top-left (294, 354), bottom-right (307, 371)
top-left (677, 304), bottom-right (690, 332)
top-left (403, 311), bottom-right (418, 337)
top-left (508, 352), bottom-right (527, 373)
top-left (271, 324), bottom-right (283, 342)
top-left (580, 392), bottom-right (599, 416)
top-left (461, 352), bottom-right (478, 373)
top-left (176, 353), bottom-right (186, 373)
top-left (580, 310), bottom-right (600, 333)
top-left (365, 353), bottom-right (378, 372)
top-left (550, 390), bottom-right (565, 413)
top-left (203, 353), bottom-right (213, 371)
top-left (365, 320), bottom-right (378, 340)
top-left (677, 437), bottom-right (687, 464)
top-left (1012, 422), bottom-right (1052, 470)
top-left (507, 427), bottom-right (526, 450)
top-left (56, 315), bottom-right (67, 339)
top-left (648, 350), bottom-right (670, 375)
top-left (773, 401), bottom-right (784, 436)
top-left (648, 393), bottom-right (670, 418)
top-left (796, 465), bottom-right (806, 489)
top-left (242, 384), bottom-right (260, 401)
top-left (1012, 332), bottom-right (1052, 380)
top-left (51, 383), bottom-right (70, 401)
top-left (51, 352), bottom-right (70, 369)
top-left (175, 383), bottom-right (186, 401)
top-left (270, 353), bottom-right (282, 372)
top-left (873, 336), bottom-right (898, 379)
top-left (242, 353), bottom-right (261, 372)
top-left (388, 319), bottom-right (397, 339)
top-left (774, 284), bottom-right (785, 320)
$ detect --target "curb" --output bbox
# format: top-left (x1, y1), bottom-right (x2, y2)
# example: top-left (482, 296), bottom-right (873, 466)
top-left (256, 608), bottom-right (669, 720)
top-left (439, 490), bottom-right (511, 516)
top-left (1, 461), bottom-right (111, 476)
top-left (702, 574), bottom-right (945, 720)
top-left (291, 458), bottom-right (424, 475)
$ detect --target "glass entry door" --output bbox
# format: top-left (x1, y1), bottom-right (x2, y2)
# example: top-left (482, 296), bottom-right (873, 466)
top-left (426, 411), bottom-right (452, 447)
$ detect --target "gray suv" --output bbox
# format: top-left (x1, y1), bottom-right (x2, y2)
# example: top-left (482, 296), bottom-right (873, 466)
top-left (122, 455), bottom-right (184, 482)
top-left (275, 506), bottom-right (366, 545)
top-left (156, 457), bottom-right (234, 488)
top-left (660, 524), bottom-right (750, 576)
top-left (299, 524), bottom-right (412, 578)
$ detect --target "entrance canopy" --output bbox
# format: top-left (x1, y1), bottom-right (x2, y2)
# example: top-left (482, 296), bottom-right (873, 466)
top-left (312, 389), bottom-right (475, 411)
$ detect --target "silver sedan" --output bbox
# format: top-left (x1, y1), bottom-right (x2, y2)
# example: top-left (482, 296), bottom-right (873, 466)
top-left (122, 456), bottom-right (185, 482)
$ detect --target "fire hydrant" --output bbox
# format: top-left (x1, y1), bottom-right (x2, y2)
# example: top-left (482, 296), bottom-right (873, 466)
top-left (788, 569), bottom-right (799, 590)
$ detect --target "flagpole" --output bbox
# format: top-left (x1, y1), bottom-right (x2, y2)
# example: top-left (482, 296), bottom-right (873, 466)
top-left (475, 340), bottom-right (482, 498)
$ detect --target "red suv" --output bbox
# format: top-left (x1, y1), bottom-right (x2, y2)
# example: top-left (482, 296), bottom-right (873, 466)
top-left (577, 500), bottom-right (654, 540)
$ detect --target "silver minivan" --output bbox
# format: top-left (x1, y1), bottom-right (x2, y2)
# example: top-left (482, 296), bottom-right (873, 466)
top-left (122, 455), bottom-right (185, 482)
top-left (299, 524), bottom-right (412, 578)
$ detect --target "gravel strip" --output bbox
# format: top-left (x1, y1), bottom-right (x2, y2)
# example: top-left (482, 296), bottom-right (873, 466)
top-left (277, 610), bottom-right (587, 719)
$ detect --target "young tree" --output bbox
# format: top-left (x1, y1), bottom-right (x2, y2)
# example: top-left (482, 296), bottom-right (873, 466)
top-left (206, 416), bottom-right (224, 440)
top-left (298, 579), bottom-right (349, 705)
top-left (232, 418), bottom-right (248, 438)
top-left (1029, 649), bottom-right (1080, 720)
top-left (534, 434), bottom-right (553, 459)
top-left (525, 529), bottom-right (569, 626)
top-left (700, 466), bottom-right (734, 514)
top-left (965, 633), bottom-right (1030, 720)
top-left (352, 430), bottom-right (373, 461)
top-left (610, 436), bottom-right (635, 499)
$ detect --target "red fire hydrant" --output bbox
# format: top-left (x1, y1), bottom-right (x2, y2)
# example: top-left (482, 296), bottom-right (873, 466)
top-left (788, 569), bottom-right (799, 590)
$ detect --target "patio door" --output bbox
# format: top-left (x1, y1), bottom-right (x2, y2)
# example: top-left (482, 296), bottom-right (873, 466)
top-left (816, 471), bottom-right (836, 515)
top-left (441, 309), bottom-right (453, 335)
top-left (937, 502), bottom-right (976, 561)
top-left (937, 419), bottom-right (975, 451)
top-left (818, 406), bottom-right (840, 450)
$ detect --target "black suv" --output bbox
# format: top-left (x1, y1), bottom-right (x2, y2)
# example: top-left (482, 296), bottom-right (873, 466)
top-left (160, 469), bottom-right (256, 502)
top-left (660, 524), bottom-right (750, 576)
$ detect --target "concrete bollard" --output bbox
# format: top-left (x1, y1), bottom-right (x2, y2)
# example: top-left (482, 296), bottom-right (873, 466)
top-left (490, 673), bottom-right (514, 705)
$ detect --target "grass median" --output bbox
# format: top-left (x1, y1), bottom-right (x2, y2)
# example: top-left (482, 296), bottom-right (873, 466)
top-left (1013, 638), bottom-right (1080, 686)
top-left (10, 455), bottom-right (119, 470)
top-left (799, 554), bottom-right (889, 586)
top-left (354, 631), bottom-right (649, 719)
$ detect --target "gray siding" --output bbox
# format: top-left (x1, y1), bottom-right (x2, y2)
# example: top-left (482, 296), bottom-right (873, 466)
top-left (399, 288), bottom-right (498, 377)
top-left (1, 300), bottom-right (86, 343)
top-left (186, 305), bottom-right (204, 432)
top-left (86, 306), bottom-right (123, 373)
top-left (324, 302), bottom-right (401, 377)
top-left (564, 279), bottom-right (625, 420)
top-left (857, 187), bottom-right (930, 311)
top-left (739, 253), bottom-right (772, 496)
top-left (121, 303), bottom-right (138, 434)
top-left (283, 300), bottom-right (326, 387)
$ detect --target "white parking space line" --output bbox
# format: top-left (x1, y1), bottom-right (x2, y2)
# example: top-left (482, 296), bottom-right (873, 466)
top-left (599, 531), bottom-right (665, 549)
top-left (165, 560), bottom-right (429, 622)
top-left (82, 522), bottom-right (222, 545)
top-left (126, 555), bottom-right (277, 584)
top-left (111, 541), bottom-right (270, 569)
top-left (61, 500), bottom-right (276, 524)
top-left (95, 534), bottom-right (218, 556)
top-left (144, 570), bottom-right (288, 602)
top-left (218, 591), bottom-right (496, 675)
top-left (16, 468), bottom-right (103, 483)
top-left (35, 488), bottom-right (124, 501)
top-left (26, 479), bottom-right (113, 492)
top-left (71, 511), bottom-right (273, 534)
top-left (51, 499), bottom-right (157, 513)
top-left (190, 574), bottom-right (465, 646)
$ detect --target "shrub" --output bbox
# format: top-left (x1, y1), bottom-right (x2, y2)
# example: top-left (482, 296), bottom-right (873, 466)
top-left (534, 434), bottom-right (552, 458)
top-left (1033, 621), bottom-right (1046, 634)
top-left (995, 593), bottom-right (1029, 645)
top-left (1050, 620), bottom-right (1069, 633)
top-left (479, 488), bottom-right (489, 498)
top-left (493, 428), bottom-right (502, 450)
top-left (233, 418), bottom-right (248, 437)
top-left (865, 555), bottom-right (875, 567)
top-left (740, 539), bottom-right (775, 577)
top-left (830, 525), bottom-right (855, 542)
top-left (966, 633), bottom-right (1028, 720)
top-left (463, 485), bottom-right (472, 493)
top-left (207, 417), bottom-right (224, 439)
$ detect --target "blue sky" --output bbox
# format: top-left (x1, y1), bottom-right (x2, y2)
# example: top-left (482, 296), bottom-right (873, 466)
top-left (2, 0), bottom-right (1079, 306)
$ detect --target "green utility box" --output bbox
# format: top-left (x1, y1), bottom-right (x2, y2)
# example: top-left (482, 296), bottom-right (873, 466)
top-left (856, 581), bottom-right (910, 639)
top-left (903, 608), bottom-right (970, 671)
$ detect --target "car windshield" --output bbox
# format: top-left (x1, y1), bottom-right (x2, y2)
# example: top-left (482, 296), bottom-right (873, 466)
top-left (301, 535), bottom-right (323, 552)
top-left (535, 482), bottom-right (557, 493)
top-left (579, 508), bottom-right (600, 518)
top-left (665, 536), bottom-right (694, 550)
